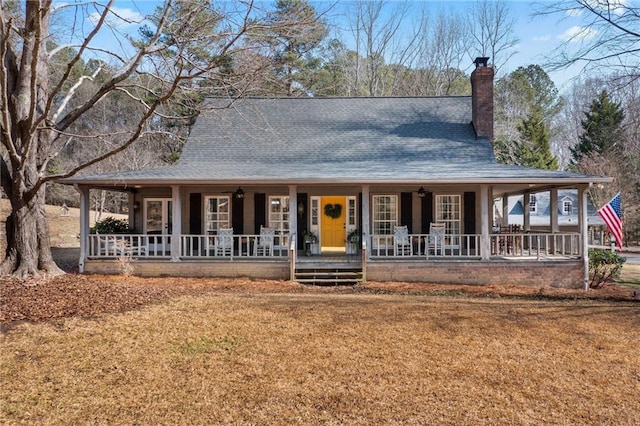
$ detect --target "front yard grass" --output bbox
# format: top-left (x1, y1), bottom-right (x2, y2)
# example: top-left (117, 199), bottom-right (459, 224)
top-left (1, 291), bottom-right (639, 425)
top-left (617, 263), bottom-right (640, 289)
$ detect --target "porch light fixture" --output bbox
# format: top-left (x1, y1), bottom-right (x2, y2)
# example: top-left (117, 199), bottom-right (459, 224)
top-left (417, 187), bottom-right (427, 198)
top-left (298, 202), bottom-right (305, 216)
top-left (133, 201), bottom-right (140, 210)
top-left (234, 187), bottom-right (244, 199)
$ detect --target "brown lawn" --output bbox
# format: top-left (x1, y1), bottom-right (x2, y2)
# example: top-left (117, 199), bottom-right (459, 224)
top-left (1, 275), bottom-right (639, 425)
top-left (2, 200), bottom-right (640, 424)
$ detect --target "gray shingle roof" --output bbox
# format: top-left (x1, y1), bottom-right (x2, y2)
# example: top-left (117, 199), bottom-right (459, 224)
top-left (63, 97), bottom-right (610, 185)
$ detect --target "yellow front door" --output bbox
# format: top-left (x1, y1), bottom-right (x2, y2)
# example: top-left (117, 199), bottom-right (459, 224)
top-left (321, 196), bottom-right (346, 252)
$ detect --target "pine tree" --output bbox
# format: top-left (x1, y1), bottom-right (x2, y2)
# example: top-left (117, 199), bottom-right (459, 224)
top-left (516, 108), bottom-right (558, 170)
top-left (571, 90), bottom-right (625, 163)
top-left (262, 0), bottom-right (328, 96)
top-left (493, 64), bottom-right (563, 166)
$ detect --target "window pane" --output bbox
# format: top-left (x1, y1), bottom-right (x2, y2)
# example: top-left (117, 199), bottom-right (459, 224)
top-left (205, 196), bottom-right (231, 233)
top-left (372, 195), bottom-right (397, 235)
top-left (436, 195), bottom-right (461, 235)
top-left (269, 196), bottom-right (290, 245)
top-left (311, 199), bottom-right (319, 226)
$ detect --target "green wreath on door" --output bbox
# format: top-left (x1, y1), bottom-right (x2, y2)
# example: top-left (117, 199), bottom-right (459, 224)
top-left (324, 203), bottom-right (342, 219)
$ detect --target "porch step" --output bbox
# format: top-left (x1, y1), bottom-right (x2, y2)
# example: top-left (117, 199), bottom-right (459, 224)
top-left (294, 268), bottom-right (363, 286)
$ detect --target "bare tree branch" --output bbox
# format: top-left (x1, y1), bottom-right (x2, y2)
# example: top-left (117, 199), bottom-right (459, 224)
top-left (51, 65), bottom-right (102, 123)
top-left (471, 0), bottom-right (519, 76)
top-left (36, 0), bottom-right (115, 133)
top-left (54, 2), bottom-right (173, 132)
top-left (539, 1), bottom-right (640, 78)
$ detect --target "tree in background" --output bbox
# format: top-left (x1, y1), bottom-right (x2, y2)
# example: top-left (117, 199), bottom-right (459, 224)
top-left (540, 1), bottom-right (640, 81)
top-left (571, 90), bottom-right (625, 164)
top-left (493, 65), bottom-right (562, 166)
top-left (343, 0), bottom-right (419, 96)
top-left (301, 0), bottom-right (517, 97)
top-left (260, 0), bottom-right (328, 96)
top-left (538, 0), bottom-right (640, 239)
top-left (569, 87), bottom-right (638, 244)
top-left (408, 9), bottom-right (471, 96)
top-left (471, 0), bottom-right (519, 76)
top-left (0, 0), bottom-right (316, 277)
top-left (516, 107), bottom-right (558, 170)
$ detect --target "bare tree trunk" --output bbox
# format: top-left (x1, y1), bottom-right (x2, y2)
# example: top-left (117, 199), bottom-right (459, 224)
top-left (0, 187), bottom-right (62, 277)
top-left (36, 187), bottom-right (63, 275)
top-left (2, 1), bottom-right (300, 277)
top-left (1, 130), bottom-right (63, 276)
top-left (0, 1), bottom-right (62, 277)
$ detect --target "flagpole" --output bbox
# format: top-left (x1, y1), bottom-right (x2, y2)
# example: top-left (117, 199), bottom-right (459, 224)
top-left (581, 186), bottom-right (589, 291)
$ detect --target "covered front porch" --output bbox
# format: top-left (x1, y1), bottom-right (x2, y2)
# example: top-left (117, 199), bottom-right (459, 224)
top-left (75, 181), bottom-right (592, 288)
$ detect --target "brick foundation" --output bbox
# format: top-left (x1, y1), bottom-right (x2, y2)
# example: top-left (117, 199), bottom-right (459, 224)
top-left (84, 260), bottom-right (289, 280)
top-left (84, 259), bottom-right (584, 289)
top-left (366, 260), bottom-right (584, 289)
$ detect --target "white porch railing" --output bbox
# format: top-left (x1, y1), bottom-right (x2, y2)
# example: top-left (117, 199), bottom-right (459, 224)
top-left (369, 234), bottom-right (481, 258)
top-left (87, 232), bottom-right (581, 260)
top-left (88, 233), bottom-right (291, 259)
top-left (87, 234), bottom-right (171, 258)
top-left (491, 232), bottom-right (581, 258)
top-left (369, 232), bottom-right (581, 259)
top-left (181, 234), bottom-right (290, 259)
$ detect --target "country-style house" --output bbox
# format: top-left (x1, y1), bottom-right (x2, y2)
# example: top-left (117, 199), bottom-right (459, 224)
top-left (63, 58), bottom-right (611, 288)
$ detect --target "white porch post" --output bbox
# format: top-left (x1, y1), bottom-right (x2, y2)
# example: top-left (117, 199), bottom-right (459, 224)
top-left (523, 192), bottom-right (531, 232)
top-left (362, 185), bottom-right (370, 260)
top-left (171, 185), bottom-right (182, 262)
top-left (580, 185), bottom-right (589, 291)
top-left (481, 185), bottom-right (490, 260)
top-left (288, 185), bottom-right (297, 248)
top-left (75, 185), bottom-right (90, 273)
top-left (501, 194), bottom-right (509, 226)
top-left (550, 188), bottom-right (559, 254)
top-left (128, 194), bottom-right (136, 229)
top-left (550, 188), bottom-right (559, 233)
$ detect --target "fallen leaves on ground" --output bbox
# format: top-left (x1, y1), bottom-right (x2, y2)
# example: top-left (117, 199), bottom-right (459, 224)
top-left (1, 274), bottom-right (637, 325)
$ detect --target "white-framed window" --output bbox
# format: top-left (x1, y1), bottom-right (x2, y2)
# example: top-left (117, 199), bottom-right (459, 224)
top-left (562, 200), bottom-right (573, 215)
top-left (529, 194), bottom-right (537, 214)
top-left (204, 195), bottom-right (230, 234)
top-left (311, 198), bottom-right (319, 226)
top-left (269, 196), bottom-right (290, 245)
top-left (435, 194), bottom-right (460, 235)
top-left (347, 197), bottom-right (357, 227)
top-left (372, 195), bottom-right (397, 234)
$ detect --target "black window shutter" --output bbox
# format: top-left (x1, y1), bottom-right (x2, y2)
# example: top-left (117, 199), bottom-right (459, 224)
top-left (297, 193), bottom-right (307, 247)
top-left (358, 193), bottom-right (363, 232)
top-left (232, 196), bottom-right (244, 234)
top-left (463, 192), bottom-right (476, 234)
top-left (189, 193), bottom-right (202, 234)
top-left (254, 193), bottom-right (266, 234)
top-left (401, 192), bottom-right (413, 233)
top-left (464, 191), bottom-right (476, 250)
top-left (421, 192), bottom-right (433, 233)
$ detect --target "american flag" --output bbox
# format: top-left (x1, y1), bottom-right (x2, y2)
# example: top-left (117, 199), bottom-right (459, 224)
top-left (598, 192), bottom-right (623, 251)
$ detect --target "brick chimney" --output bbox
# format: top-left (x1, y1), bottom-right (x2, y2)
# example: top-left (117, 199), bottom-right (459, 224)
top-left (470, 57), bottom-right (494, 142)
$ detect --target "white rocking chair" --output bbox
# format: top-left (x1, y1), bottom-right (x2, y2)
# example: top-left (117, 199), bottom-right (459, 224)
top-left (427, 223), bottom-right (446, 256)
top-left (394, 225), bottom-right (413, 256)
top-left (212, 228), bottom-right (234, 256)
top-left (254, 226), bottom-right (275, 256)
